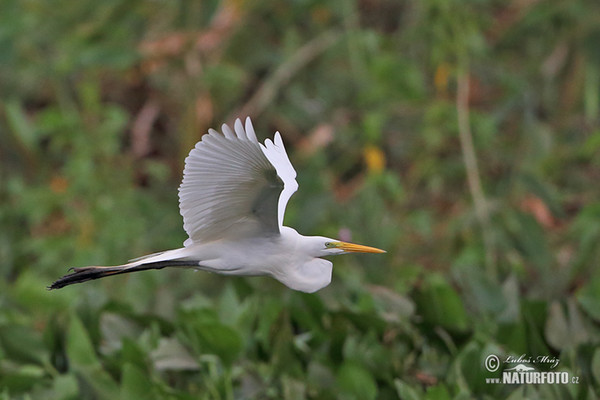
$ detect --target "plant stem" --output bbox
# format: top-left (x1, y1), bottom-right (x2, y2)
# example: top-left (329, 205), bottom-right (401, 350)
top-left (237, 30), bottom-right (341, 119)
top-left (456, 68), bottom-right (496, 278)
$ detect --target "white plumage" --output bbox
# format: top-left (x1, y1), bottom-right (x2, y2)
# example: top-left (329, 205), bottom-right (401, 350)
top-left (179, 118), bottom-right (297, 244)
top-left (50, 117), bottom-right (384, 293)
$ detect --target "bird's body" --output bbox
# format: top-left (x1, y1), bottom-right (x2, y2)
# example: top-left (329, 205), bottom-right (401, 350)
top-left (50, 118), bottom-right (384, 293)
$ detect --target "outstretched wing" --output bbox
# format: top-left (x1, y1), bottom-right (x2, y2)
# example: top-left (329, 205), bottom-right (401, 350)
top-left (178, 117), bottom-right (298, 244)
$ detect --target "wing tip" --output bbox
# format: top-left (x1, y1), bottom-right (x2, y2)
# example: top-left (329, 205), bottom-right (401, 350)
top-left (274, 131), bottom-right (283, 146)
top-left (212, 117), bottom-right (258, 143)
top-left (244, 117), bottom-right (258, 142)
top-left (234, 118), bottom-right (245, 139)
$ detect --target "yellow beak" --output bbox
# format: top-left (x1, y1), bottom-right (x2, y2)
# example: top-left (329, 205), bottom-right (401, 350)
top-left (334, 241), bottom-right (386, 254)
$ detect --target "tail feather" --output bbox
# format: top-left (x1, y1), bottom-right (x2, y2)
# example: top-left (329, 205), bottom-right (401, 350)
top-left (48, 260), bottom-right (195, 290)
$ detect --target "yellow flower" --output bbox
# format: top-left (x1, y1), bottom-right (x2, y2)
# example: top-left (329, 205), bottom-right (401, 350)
top-left (363, 145), bottom-right (385, 173)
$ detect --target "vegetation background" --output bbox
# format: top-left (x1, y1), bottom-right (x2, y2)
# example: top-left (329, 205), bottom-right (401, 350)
top-left (1, 0), bottom-right (600, 398)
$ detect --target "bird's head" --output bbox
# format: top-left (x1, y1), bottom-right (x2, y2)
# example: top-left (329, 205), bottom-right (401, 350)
top-left (321, 239), bottom-right (386, 256)
top-left (299, 234), bottom-right (385, 257)
top-left (274, 228), bottom-right (386, 293)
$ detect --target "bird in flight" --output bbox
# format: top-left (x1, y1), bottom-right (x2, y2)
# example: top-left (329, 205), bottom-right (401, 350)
top-left (50, 118), bottom-right (385, 293)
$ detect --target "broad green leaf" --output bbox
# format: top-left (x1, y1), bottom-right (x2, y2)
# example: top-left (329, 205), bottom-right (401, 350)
top-left (506, 385), bottom-right (539, 400)
top-left (592, 348), bottom-right (600, 385)
top-left (254, 297), bottom-right (284, 351)
top-left (177, 308), bottom-right (243, 366)
top-left (67, 315), bottom-right (100, 368)
top-left (545, 299), bottom-right (590, 351)
top-left (576, 274), bottom-right (600, 322)
top-left (0, 364), bottom-right (45, 393)
top-left (368, 284), bottom-right (415, 322)
top-left (510, 212), bottom-right (553, 270)
top-left (336, 362), bottom-right (377, 400)
top-left (499, 275), bottom-right (520, 323)
top-left (455, 341), bottom-right (487, 395)
top-left (307, 361), bottom-right (335, 391)
top-left (497, 322), bottom-right (527, 355)
top-left (191, 322), bottom-right (242, 365)
top-left (425, 384), bottom-right (452, 400)
top-left (0, 325), bottom-right (47, 365)
top-left (519, 174), bottom-right (563, 217)
top-left (522, 300), bottom-right (551, 356)
top-left (5, 100), bottom-right (36, 152)
top-left (217, 283), bottom-right (242, 325)
top-left (120, 338), bottom-right (148, 369)
top-left (150, 338), bottom-right (199, 371)
top-left (545, 301), bottom-right (569, 351)
top-left (51, 374), bottom-right (79, 399)
top-left (453, 264), bottom-right (506, 314)
top-left (99, 312), bottom-right (140, 354)
top-left (66, 314), bottom-right (119, 399)
top-left (121, 363), bottom-right (156, 400)
top-left (342, 332), bottom-right (390, 376)
top-left (13, 270), bottom-right (73, 313)
top-left (282, 375), bottom-right (306, 400)
top-left (414, 274), bottom-right (469, 332)
top-left (394, 379), bottom-right (421, 400)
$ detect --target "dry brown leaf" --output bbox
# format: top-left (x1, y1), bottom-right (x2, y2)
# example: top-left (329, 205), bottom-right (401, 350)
top-left (520, 195), bottom-right (556, 229)
top-left (131, 98), bottom-right (161, 158)
top-left (297, 123), bottom-right (334, 156)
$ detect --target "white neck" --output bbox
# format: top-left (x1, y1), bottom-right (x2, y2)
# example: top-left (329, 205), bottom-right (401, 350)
top-left (270, 227), bottom-right (334, 292)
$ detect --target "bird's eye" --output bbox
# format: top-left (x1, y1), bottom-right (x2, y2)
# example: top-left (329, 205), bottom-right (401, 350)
top-left (325, 242), bottom-right (335, 248)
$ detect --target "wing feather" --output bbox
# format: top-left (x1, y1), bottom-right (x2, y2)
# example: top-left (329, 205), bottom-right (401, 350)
top-left (178, 117), bottom-right (298, 244)
top-left (260, 132), bottom-right (298, 227)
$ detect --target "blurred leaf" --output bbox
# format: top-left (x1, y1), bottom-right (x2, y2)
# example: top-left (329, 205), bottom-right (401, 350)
top-left (307, 361), bottom-right (335, 393)
top-left (394, 379), bottom-right (421, 400)
top-left (592, 348), bottom-right (600, 386)
top-left (425, 384), bottom-right (451, 400)
top-left (4, 100), bottom-right (36, 153)
top-left (66, 314), bottom-right (119, 399)
top-left (453, 264), bottom-right (506, 315)
top-left (342, 332), bottom-right (390, 376)
top-left (150, 338), bottom-right (199, 371)
top-left (576, 272), bottom-right (600, 322)
top-left (414, 274), bottom-right (469, 333)
top-left (498, 275), bottom-right (521, 323)
top-left (99, 312), bottom-right (140, 355)
top-left (13, 270), bottom-right (73, 314)
top-left (506, 211), bottom-right (553, 271)
top-left (0, 364), bottom-right (45, 393)
top-left (254, 297), bottom-right (285, 352)
top-left (519, 174), bottom-right (564, 218)
top-left (545, 302), bottom-right (569, 351)
top-left (51, 374), bottom-right (79, 399)
top-left (545, 299), bottom-right (590, 351)
top-left (497, 322), bottom-right (527, 355)
top-left (336, 362), bottom-right (377, 400)
top-left (506, 386), bottom-right (539, 400)
top-left (571, 202), bottom-right (600, 274)
top-left (282, 375), bottom-right (306, 400)
top-left (368, 284), bottom-right (415, 323)
top-left (0, 325), bottom-right (47, 365)
top-left (453, 341), bottom-right (487, 395)
top-left (521, 300), bottom-right (551, 357)
top-left (120, 338), bottom-right (149, 369)
top-left (216, 283), bottom-right (244, 326)
top-left (121, 363), bottom-right (156, 400)
top-left (177, 308), bottom-right (243, 366)
top-left (66, 314), bottom-right (100, 368)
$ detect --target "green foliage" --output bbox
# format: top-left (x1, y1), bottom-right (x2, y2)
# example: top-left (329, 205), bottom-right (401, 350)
top-left (1, 0), bottom-right (600, 398)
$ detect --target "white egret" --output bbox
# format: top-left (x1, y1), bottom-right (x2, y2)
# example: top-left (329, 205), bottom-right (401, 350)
top-left (50, 117), bottom-right (385, 293)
